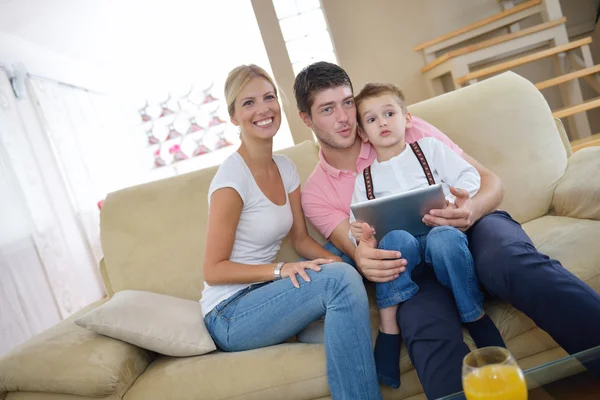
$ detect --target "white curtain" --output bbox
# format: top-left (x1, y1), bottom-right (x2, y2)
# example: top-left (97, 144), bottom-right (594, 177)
top-left (0, 68), bottom-right (142, 357)
top-left (27, 76), bottom-right (143, 264)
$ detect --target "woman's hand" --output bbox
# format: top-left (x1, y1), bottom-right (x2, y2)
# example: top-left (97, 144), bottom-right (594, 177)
top-left (281, 258), bottom-right (333, 288)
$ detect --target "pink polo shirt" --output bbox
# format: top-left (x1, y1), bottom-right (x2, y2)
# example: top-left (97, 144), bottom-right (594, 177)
top-left (301, 116), bottom-right (463, 239)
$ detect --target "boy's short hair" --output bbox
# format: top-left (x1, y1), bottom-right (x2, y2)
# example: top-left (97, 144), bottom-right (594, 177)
top-left (355, 83), bottom-right (407, 126)
top-left (293, 61), bottom-right (353, 116)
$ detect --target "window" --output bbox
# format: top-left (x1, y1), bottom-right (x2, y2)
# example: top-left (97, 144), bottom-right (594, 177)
top-left (273, 0), bottom-right (338, 76)
top-left (130, 0), bottom-right (295, 179)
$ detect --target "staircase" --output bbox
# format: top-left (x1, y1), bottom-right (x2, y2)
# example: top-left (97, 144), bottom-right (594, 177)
top-left (414, 0), bottom-right (600, 150)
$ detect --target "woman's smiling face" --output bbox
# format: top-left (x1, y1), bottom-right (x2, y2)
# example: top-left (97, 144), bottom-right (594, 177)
top-left (231, 77), bottom-right (281, 140)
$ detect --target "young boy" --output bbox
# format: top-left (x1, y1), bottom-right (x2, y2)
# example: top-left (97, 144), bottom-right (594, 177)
top-left (350, 83), bottom-right (505, 389)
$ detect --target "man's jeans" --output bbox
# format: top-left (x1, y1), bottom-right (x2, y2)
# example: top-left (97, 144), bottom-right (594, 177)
top-left (376, 226), bottom-right (484, 322)
top-left (204, 262), bottom-right (382, 400)
top-left (323, 241), bottom-right (356, 267)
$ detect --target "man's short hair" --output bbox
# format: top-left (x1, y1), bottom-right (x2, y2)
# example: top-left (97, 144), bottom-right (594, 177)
top-left (293, 62), bottom-right (353, 116)
top-left (354, 83), bottom-right (407, 126)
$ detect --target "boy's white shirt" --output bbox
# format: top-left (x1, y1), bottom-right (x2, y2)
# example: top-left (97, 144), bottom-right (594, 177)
top-left (349, 137), bottom-right (481, 244)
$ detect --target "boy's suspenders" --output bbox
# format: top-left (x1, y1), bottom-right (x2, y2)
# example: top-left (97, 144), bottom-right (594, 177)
top-left (410, 141), bottom-right (436, 186)
top-left (363, 141), bottom-right (436, 200)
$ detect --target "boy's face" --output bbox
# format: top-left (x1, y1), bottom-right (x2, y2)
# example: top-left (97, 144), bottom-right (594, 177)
top-left (299, 85), bottom-right (358, 150)
top-left (358, 94), bottom-right (412, 149)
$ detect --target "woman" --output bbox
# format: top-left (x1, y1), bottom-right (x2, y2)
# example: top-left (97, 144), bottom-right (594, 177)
top-left (200, 64), bottom-right (382, 399)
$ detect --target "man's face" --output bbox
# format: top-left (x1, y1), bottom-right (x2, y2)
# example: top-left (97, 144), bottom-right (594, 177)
top-left (300, 85), bottom-right (357, 150)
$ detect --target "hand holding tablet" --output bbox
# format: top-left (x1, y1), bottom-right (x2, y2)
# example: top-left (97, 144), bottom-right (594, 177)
top-left (350, 184), bottom-right (446, 241)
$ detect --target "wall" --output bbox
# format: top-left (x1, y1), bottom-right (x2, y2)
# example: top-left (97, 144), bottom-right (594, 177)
top-left (322, 0), bottom-right (600, 135)
top-left (322, 0), bottom-right (499, 104)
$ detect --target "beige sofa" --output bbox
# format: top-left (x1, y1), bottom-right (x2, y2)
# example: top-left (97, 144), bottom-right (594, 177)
top-left (1, 71), bottom-right (599, 400)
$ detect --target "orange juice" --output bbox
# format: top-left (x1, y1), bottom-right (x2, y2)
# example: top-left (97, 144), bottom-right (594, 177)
top-left (463, 364), bottom-right (527, 400)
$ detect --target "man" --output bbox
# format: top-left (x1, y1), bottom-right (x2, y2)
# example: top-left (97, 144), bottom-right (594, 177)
top-left (294, 61), bottom-right (600, 399)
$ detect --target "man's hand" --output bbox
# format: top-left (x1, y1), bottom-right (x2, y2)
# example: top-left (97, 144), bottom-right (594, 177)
top-left (423, 186), bottom-right (477, 231)
top-left (354, 222), bottom-right (407, 282)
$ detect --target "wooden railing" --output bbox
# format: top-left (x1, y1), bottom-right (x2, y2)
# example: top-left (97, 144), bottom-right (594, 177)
top-left (571, 133), bottom-right (600, 152)
top-left (455, 37), bottom-right (592, 85)
top-left (553, 97), bottom-right (600, 119)
top-left (421, 17), bottom-right (566, 73)
top-left (414, 0), bottom-right (542, 51)
top-left (536, 65), bottom-right (600, 90)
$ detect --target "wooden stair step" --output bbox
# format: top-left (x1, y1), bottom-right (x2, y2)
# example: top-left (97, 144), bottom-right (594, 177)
top-left (414, 0), bottom-right (542, 51)
top-left (421, 17), bottom-right (566, 73)
top-left (571, 132), bottom-right (600, 152)
top-left (535, 64), bottom-right (600, 90)
top-left (455, 37), bottom-right (593, 85)
top-left (553, 97), bottom-right (600, 119)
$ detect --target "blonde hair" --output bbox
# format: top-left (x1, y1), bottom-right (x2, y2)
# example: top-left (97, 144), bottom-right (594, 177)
top-left (354, 83), bottom-right (407, 127)
top-left (224, 64), bottom-right (278, 118)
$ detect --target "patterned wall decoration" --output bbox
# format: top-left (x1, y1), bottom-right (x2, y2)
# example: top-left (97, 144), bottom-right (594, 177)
top-left (137, 82), bottom-right (235, 171)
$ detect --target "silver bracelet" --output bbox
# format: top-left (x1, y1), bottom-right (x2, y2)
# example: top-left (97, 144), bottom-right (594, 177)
top-left (273, 262), bottom-right (285, 280)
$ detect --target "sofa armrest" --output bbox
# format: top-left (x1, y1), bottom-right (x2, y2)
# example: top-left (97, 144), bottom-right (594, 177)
top-left (0, 299), bottom-right (155, 398)
top-left (551, 147), bottom-right (600, 220)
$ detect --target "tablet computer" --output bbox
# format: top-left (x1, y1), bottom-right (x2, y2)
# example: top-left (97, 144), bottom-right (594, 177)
top-left (350, 183), bottom-right (446, 241)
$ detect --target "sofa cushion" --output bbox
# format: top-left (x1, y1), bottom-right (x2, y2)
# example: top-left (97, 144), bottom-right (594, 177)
top-left (100, 140), bottom-right (320, 301)
top-left (522, 215), bottom-right (600, 293)
top-left (408, 72), bottom-right (568, 224)
top-left (6, 393), bottom-right (118, 400)
top-left (122, 343), bottom-right (329, 400)
top-left (552, 147), bottom-right (600, 221)
top-left (123, 341), bottom-right (429, 400)
top-left (75, 290), bottom-right (216, 357)
top-left (0, 300), bottom-right (154, 398)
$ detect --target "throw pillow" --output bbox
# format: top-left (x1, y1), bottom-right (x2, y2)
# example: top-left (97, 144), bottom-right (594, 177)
top-left (75, 290), bottom-right (216, 356)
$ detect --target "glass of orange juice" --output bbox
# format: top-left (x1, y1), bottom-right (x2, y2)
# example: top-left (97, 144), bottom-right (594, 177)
top-left (462, 347), bottom-right (527, 400)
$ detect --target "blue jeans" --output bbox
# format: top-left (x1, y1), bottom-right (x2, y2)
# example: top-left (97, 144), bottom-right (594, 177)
top-left (203, 262), bottom-right (382, 400)
top-left (377, 226), bottom-right (484, 322)
top-left (323, 241), bottom-right (356, 268)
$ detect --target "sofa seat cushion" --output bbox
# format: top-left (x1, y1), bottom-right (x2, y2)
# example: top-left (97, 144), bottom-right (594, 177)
top-left (0, 300), bottom-right (155, 398)
top-left (522, 215), bottom-right (600, 293)
top-left (124, 339), bottom-right (430, 400)
top-left (123, 343), bottom-right (329, 400)
top-left (6, 393), bottom-right (119, 400)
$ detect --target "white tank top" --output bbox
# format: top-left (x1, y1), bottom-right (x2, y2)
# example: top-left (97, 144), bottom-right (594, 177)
top-left (200, 152), bottom-right (300, 316)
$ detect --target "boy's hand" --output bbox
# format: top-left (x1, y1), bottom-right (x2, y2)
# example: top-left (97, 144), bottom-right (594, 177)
top-left (350, 221), bottom-right (375, 242)
top-left (444, 199), bottom-right (457, 209)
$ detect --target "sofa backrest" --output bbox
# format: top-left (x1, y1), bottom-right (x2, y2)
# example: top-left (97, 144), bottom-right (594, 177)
top-left (408, 72), bottom-right (567, 224)
top-left (100, 72), bottom-right (568, 300)
top-left (100, 141), bottom-right (322, 300)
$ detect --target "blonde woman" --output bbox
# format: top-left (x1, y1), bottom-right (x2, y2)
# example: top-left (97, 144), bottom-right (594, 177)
top-left (200, 64), bottom-right (381, 399)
